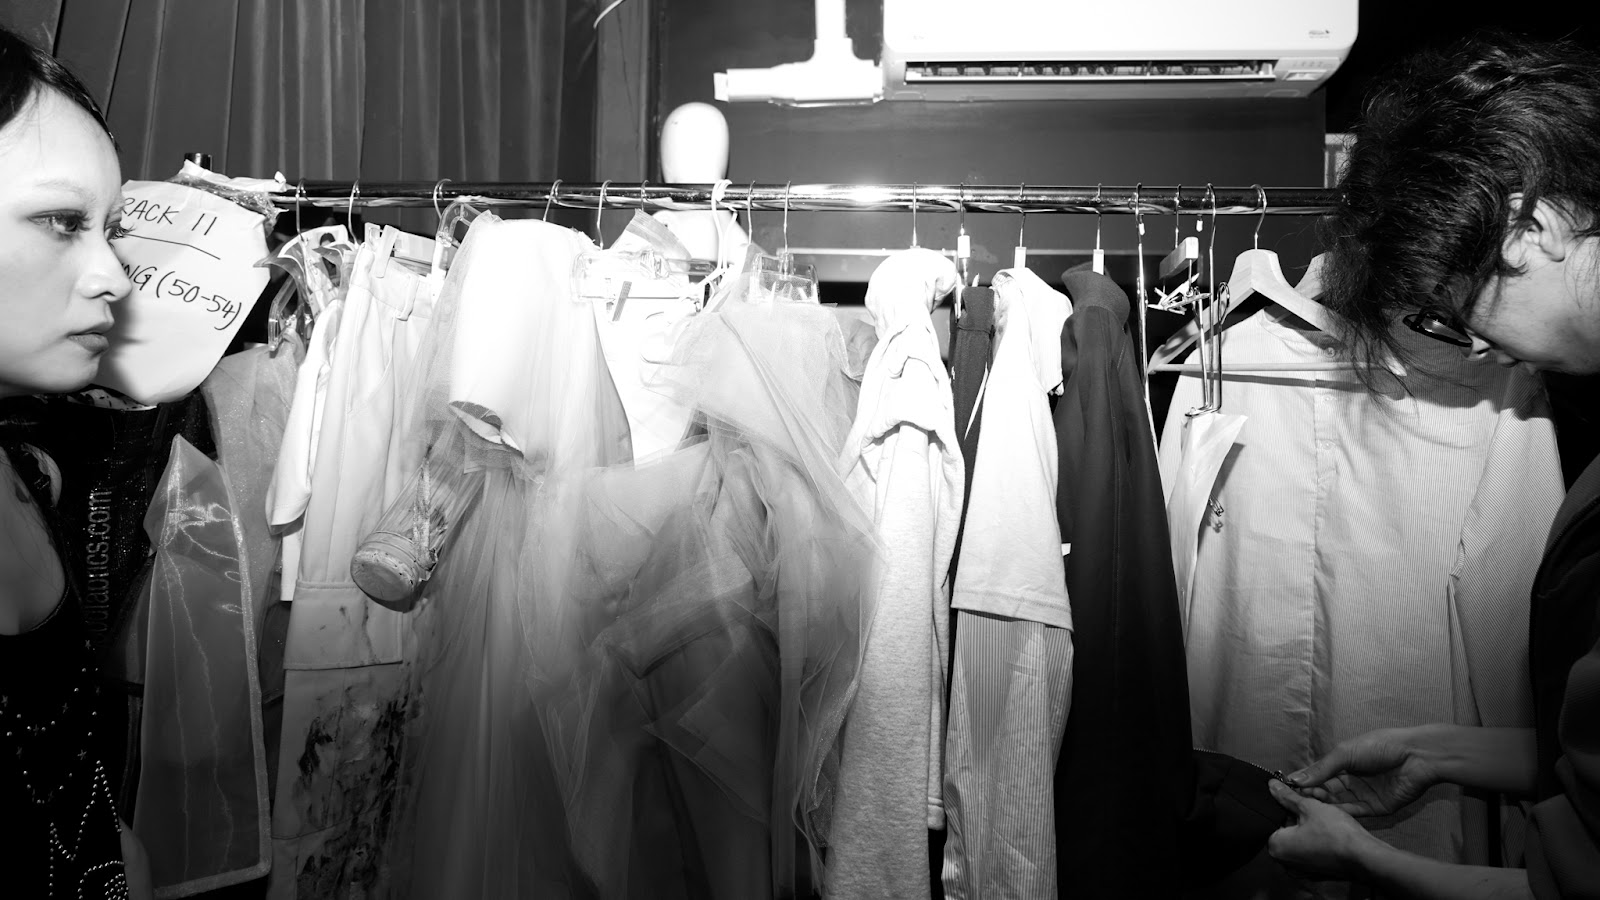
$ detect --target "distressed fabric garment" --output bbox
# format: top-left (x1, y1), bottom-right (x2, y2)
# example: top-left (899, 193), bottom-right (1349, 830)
top-left (1160, 307), bottom-right (1563, 896)
top-left (265, 229), bottom-right (441, 900)
top-left (829, 249), bottom-right (964, 900)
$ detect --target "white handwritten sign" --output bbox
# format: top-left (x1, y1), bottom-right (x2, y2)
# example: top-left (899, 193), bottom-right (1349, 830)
top-left (97, 180), bottom-right (269, 404)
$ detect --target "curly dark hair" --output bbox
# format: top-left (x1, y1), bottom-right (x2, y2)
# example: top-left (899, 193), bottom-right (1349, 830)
top-left (0, 23), bottom-right (112, 139)
top-left (1321, 32), bottom-right (1600, 378)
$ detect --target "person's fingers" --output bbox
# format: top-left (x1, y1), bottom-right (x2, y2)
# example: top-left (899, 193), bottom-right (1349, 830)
top-left (1269, 777), bottom-right (1312, 814)
top-left (1287, 747), bottom-right (1348, 787)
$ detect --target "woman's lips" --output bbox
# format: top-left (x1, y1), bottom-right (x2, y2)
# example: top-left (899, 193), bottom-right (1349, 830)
top-left (68, 332), bottom-right (110, 354)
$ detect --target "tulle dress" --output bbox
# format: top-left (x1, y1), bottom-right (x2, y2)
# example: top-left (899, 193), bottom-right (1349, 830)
top-left (380, 214), bottom-right (876, 899)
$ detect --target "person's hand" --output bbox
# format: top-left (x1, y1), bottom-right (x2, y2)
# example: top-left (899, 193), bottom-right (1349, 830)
top-left (1285, 727), bottom-right (1437, 818)
top-left (1266, 779), bottom-right (1385, 882)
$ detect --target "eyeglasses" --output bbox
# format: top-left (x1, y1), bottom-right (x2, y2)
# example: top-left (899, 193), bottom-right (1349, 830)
top-left (1402, 310), bottom-right (1474, 349)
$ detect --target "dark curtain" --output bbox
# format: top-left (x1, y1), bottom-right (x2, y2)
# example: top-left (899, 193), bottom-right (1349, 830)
top-left (5, 0), bottom-right (598, 187)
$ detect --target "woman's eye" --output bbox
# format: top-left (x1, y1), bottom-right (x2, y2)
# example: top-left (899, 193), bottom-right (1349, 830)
top-left (107, 223), bottom-right (133, 241)
top-left (38, 212), bottom-right (88, 237)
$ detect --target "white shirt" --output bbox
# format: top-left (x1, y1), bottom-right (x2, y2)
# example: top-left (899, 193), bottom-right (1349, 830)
top-left (952, 267), bottom-right (1073, 628)
top-left (1160, 306), bottom-right (1563, 865)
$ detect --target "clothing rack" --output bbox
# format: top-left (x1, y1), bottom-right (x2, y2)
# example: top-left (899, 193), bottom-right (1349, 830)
top-left (272, 181), bottom-right (1338, 216)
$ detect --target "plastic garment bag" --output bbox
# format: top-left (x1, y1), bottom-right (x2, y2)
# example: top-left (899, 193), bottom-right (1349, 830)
top-left (133, 435), bottom-right (271, 896)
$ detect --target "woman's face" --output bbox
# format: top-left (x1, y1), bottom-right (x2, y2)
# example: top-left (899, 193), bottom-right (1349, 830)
top-left (0, 87), bottom-right (129, 399)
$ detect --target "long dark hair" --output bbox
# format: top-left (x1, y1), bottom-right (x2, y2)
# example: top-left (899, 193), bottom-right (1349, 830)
top-left (1321, 32), bottom-right (1600, 378)
top-left (0, 23), bottom-right (113, 139)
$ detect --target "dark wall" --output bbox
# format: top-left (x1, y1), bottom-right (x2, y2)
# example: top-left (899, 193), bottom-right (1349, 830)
top-left (656, 0), bottom-right (1329, 285)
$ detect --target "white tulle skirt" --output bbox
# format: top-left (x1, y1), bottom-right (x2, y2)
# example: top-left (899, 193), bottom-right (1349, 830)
top-left (380, 214), bottom-right (877, 899)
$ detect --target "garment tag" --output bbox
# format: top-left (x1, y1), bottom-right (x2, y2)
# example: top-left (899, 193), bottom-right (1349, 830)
top-left (1014, 246), bottom-right (1028, 269)
top-left (1061, 543), bottom-right (1071, 557)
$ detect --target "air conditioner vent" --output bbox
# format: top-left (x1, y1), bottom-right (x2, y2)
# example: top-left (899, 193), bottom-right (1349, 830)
top-left (904, 60), bottom-right (1278, 83)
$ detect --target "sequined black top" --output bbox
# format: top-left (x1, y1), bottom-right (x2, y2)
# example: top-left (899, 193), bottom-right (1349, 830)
top-left (0, 444), bottom-right (128, 898)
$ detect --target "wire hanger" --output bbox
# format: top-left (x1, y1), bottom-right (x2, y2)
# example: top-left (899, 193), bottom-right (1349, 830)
top-left (956, 183), bottom-right (972, 283)
top-left (1195, 184), bottom-right (1221, 412)
top-left (595, 180), bottom-right (611, 245)
top-left (781, 181), bottom-right (793, 272)
top-left (346, 179), bottom-right (360, 228)
top-left (1013, 182), bottom-right (1027, 270)
top-left (544, 179), bottom-right (561, 221)
top-left (910, 182), bottom-right (920, 248)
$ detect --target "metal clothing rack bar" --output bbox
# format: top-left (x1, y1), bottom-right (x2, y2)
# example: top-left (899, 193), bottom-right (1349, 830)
top-left (273, 181), bottom-right (1338, 215)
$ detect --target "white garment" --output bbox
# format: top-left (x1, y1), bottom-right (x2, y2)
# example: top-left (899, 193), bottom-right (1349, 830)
top-left (580, 217), bottom-right (699, 460)
top-left (1160, 307), bottom-right (1563, 880)
top-left (950, 267), bottom-right (1072, 628)
top-left (829, 249), bottom-right (964, 900)
top-left (265, 228), bottom-right (440, 900)
top-left (942, 267), bottom-right (1075, 900)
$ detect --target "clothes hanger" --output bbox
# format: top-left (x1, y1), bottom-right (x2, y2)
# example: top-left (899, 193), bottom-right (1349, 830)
top-left (1013, 183), bottom-right (1027, 270)
top-left (1294, 251), bottom-right (1331, 299)
top-left (1148, 186), bottom-right (1346, 373)
top-left (1223, 185), bottom-right (1331, 331)
top-left (1154, 184), bottom-right (1201, 312)
top-left (910, 182), bottom-right (920, 248)
top-left (1092, 183), bottom-right (1105, 275)
top-left (1196, 184), bottom-right (1222, 412)
top-left (955, 183), bottom-right (973, 294)
top-left (544, 179), bottom-right (561, 221)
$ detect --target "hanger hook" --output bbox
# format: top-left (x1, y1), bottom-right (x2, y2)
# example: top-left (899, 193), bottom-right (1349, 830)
top-left (640, 179), bottom-right (648, 215)
top-left (746, 180), bottom-right (757, 236)
top-left (957, 182), bottom-right (967, 235)
top-left (1173, 183), bottom-right (1184, 245)
top-left (1017, 182), bottom-right (1027, 246)
top-left (911, 182), bottom-right (919, 248)
top-left (1093, 182), bottom-right (1103, 252)
top-left (294, 178), bottom-right (306, 236)
top-left (346, 179), bottom-right (360, 227)
top-left (545, 179), bottom-right (561, 221)
top-left (1253, 184), bottom-right (1267, 249)
top-left (432, 178), bottom-right (451, 220)
top-left (782, 181), bottom-right (792, 256)
top-left (596, 180), bottom-right (610, 244)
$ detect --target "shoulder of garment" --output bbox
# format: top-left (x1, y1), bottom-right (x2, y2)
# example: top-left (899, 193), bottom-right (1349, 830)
top-left (994, 267), bottom-right (1072, 396)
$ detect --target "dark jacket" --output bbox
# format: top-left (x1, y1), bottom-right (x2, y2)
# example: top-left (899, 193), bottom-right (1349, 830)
top-left (1526, 454), bottom-right (1600, 899)
top-left (1051, 266), bottom-right (1285, 895)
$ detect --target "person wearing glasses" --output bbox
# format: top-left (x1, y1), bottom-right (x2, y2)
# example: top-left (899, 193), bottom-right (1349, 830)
top-left (1261, 34), bottom-right (1600, 900)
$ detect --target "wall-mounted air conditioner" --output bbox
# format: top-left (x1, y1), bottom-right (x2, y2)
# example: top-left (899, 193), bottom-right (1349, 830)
top-left (882, 0), bottom-right (1358, 101)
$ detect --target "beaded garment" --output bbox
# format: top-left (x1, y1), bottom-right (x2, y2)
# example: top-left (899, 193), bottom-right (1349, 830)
top-left (1, 442), bottom-right (128, 899)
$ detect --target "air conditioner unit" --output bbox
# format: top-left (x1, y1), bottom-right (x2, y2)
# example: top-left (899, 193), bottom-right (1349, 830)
top-left (882, 0), bottom-right (1357, 101)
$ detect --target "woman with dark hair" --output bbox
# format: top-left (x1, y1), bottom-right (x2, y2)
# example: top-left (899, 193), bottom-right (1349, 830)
top-left (1265, 34), bottom-right (1600, 900)
top-left (0, 23), bottom-right (152, 900)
